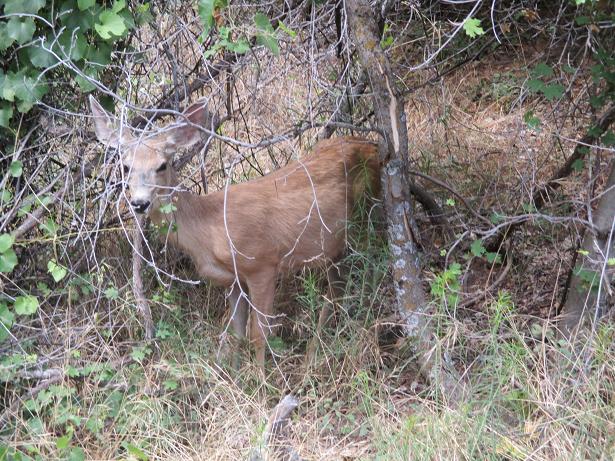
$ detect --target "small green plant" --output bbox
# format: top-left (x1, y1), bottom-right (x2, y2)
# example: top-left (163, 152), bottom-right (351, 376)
top-left (430, 262), bottom-right (462, 310)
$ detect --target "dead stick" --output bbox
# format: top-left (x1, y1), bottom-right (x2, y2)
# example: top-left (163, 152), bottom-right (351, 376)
top-left (248, 395), bottom-right (302, 461)
top-left (132, 214), bottom-right (154, 340)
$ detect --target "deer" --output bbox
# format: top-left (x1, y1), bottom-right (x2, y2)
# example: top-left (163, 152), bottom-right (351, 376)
top-left (89, 96), bottom-right (380, 370)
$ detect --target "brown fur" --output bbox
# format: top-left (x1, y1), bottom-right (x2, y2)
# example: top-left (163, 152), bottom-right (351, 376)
top-left (90, 97), bottom-right (379, 369)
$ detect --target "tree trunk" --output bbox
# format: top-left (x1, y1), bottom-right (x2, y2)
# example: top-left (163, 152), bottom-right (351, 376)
top-left (559, 160), bottom-right (615, 338)
top-left (345, 0), bottom-right (461, 395)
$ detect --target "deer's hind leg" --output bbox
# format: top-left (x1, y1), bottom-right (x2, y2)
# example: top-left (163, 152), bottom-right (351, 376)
top-left (307, 263), bottom-right (345, 361)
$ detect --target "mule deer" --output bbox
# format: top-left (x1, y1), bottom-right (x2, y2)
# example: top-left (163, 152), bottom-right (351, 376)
top-left (90, 96), bottom-right (379, 369)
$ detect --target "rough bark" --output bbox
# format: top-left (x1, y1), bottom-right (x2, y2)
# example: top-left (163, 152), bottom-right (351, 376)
top-left (559, 160), bottom-right (615, 338)
top-left (345, 0), bottom-right (461, 396)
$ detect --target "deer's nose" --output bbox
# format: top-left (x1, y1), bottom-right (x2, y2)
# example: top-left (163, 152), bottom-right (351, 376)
top-left (131, 200), bottom-right (150, 213)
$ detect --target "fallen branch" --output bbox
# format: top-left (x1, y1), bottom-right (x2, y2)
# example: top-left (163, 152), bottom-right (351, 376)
top-left (408, 182), bottom-right (454, 241)
top-left (248, 395), bottom-right (302, 461)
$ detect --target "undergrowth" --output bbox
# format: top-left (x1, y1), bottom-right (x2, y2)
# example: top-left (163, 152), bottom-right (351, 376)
top-left (2, 206), bottom-right (614, 460)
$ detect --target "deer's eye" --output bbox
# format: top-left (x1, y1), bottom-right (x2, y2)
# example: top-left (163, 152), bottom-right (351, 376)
top-left (156, 162), bottom-right (167, 173)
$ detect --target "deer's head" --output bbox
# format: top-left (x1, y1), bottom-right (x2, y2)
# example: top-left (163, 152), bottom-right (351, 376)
top-left (89, 96), bottom-right (210, 213)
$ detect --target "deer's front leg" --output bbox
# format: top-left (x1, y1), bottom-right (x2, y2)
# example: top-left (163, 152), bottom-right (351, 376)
top-left (246, 270), bottom-right (277, 372)
top-left (227, 282), bottom-right (249, 368)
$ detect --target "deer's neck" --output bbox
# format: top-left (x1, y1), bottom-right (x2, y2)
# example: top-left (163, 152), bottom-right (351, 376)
top-left (147, 177), bottom-right (213, 255)
top-left (148, 170), bottom-right (182, 227)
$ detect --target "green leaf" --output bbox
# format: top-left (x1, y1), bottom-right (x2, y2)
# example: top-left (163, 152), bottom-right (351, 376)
top-left (123, 443), bottom-right (148, 461)
top-left (111, 0), bottom-right (127, 14)
top-left (135, 2), bottom-right (153, 25)
top-left (47, 259), bottom-right (68, 282)
top-left (0, 189), bottom-right (12, 202)
top-left (104, 286), bottom-right (119, 300)
top-left (130, 345), bottom-right (151, 362)
top-left (159, 203), bottom-right (177, 214)
top-left (37, 282), bottom-right (51, 296)
top-left (0, 248), bottom-right (17, 273)
top-left (0, 234), bottom-right (15, 253)
top-left (4, 0), bottom-right (45, 14)
top-left (3, 71), bottom-right (49, 112)
top-left (486, 252), bottom-right (502, 264)
top-left (198, 0), bottom-right (216, 33)
top-left (255, 12), bottom-right (279, 55)
top-left (56, 434), bottom-right (71, 450)
top-left (56, 31), bottom-right (88, 61)
top-left (463, 18), bottom-right (485, 38)
top-left (40, 217), bottom-right (59, 237)
top-left (470, 239), bottom-right (486, 258)
top-left (75, 74), bottom-right (97, 92)
top-left (9, 160), bottom-right (22, 177)
top-left (523, 110), bottom-right (541, 129)
top-left (575, 15), bottom-right (591, 26)
top-left (571, 158), bottom-right (585, 172)
top-left (95, 10), bottom-right (127, 40)
top-left (60, 1), bottom-right (99, 31)
top-left (278, 21), bottom-right (296, 39)
top-left (589, 94), bottom-right (605, 109)
top-left (27, 43), bottom-right (57, 68)
top-left (6, 17), bottom-right (36, 45)
top-left (542, 84), bottom-right (565, 101)
top-left (267, 335), bottom-right (286, 352)
top-left (601, 130), bottom-right (615, 147)
top-left (0, 303), bottom-right (14, 340)
top-left (0, 23), bottom-right (16, 52)
top-left (0, 303), bottom-right (16, 328)
top-left (68, 447), bottom-right (85, 461)
top-left (78, 0), bottom-right (96, 10)
top-left (226, 39), bottom-right (250, 54)
top-left (607, 258), bottom-right (615, 266)
top-left (531, 63), bottom-right (554, 78)
top-left (14, 295), bottom-right (39, 316)
top-left (588, 125), bottom-right (603, 138)
top-left (85, 41), bottom-right (112, 65)
top-left (0, 102), bottom-right (12, 127)
top-left (163, 379), bottom-right (178, 391)
top-left (526, 79), bottom-right (545, 93)
top-left (380, 35), bottom-right (393, 49)
top-left (155, 321), bottom-right (172, 339)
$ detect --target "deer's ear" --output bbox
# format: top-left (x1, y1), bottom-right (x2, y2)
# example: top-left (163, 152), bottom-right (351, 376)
top-left (165, 101), bottom-right (216, 150)
top-left (89, 96), bottom-right (133, 148)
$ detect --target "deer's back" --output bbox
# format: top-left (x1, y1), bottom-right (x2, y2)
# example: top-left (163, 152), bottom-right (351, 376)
top-left (186, 137), bottom-right (379, 282)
